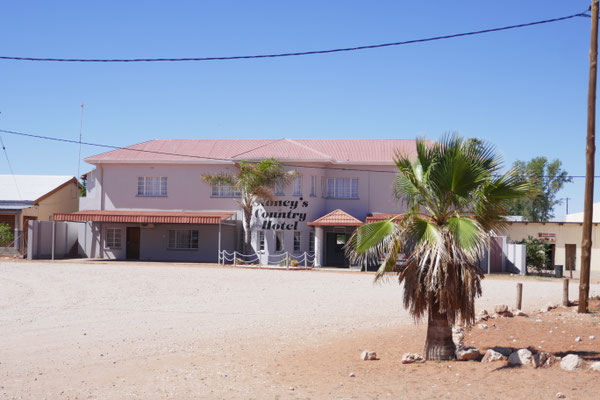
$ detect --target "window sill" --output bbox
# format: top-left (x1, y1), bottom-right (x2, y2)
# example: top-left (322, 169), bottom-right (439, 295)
top-left (136, 195), bottom-right (168, 198)
top-left (324, 197), bottom-right (359, 200)
top-left (167, 248), bottom-right (199, 251)
top-left (210, 195), bottom-right (241, 198)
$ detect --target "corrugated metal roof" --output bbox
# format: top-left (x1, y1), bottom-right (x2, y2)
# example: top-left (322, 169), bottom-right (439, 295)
top-left (85, 139), bottom-right (426, 164)
top-left (0, 175), bottom-right (75, 202)
top-left (54, 210), bottom-right (235, 224)
top-left (308, 209), bottom-right (363, 227)
top-left (365, 214), bottom-right (402, 223)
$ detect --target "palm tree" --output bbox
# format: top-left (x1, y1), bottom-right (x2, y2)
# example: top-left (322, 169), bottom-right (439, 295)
top-left (202, 158), bottom-right (297, 254)
top-left (346, 136), bottom-right (533, 360)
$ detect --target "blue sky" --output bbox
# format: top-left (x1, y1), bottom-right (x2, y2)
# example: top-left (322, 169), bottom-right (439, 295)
top-left (0, 1), bottom-right (595, 217)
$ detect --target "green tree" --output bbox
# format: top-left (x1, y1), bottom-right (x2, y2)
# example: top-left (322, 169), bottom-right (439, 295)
top-left (507, 157), bottom-right (572, 221)
top-left (517, 236), bottom-right (550, 272)
top-left (0, 223), bottom-right (14, 246)
top-left (346, 136), bottom-right (533, 360)
top-left (202, 159), bottom-right (297, 254)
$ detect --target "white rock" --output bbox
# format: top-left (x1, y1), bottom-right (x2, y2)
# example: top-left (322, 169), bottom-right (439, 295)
top-left (556, 393), bottom-right (565, 399)
top-left (349, 372), bottom-right (356, 377)
top-left (533, 351), bottom-right (556, 368)
top-left (589, 335), bottom-right (596, 340)
top-left (494, 304), bottom-right (509, 313)
top-left (508, 349), bottom-right (533, 365)
top-left (401, 353), bottom-right (424, 364)
top-left (478, 324), bottom-right (488, 330)
top-left (575, 337), bottom-right (582, 342)
top-left (560, 354), bottom-right (583, 371)
top-left (481, 349), bottom-right (507, 362)
top-left (514, 310), bottom-right (528, 317)
top-left (455, 346), bottom-right (480, 361)
top-left (360, 350), bottom-right (377, 361)
top-left (589, 361), bottom-right (600, 371)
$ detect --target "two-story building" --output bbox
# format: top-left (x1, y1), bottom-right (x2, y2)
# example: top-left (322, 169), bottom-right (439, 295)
top-left (55, 138), bottom-right (423, 266)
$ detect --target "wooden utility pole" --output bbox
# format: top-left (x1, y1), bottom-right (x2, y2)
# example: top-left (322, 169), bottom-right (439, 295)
top-left (579, 0), bottom-right (599, 314)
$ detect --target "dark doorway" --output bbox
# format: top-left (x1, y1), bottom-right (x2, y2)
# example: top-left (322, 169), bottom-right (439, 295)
top-left (126, 227), bottom-right (140, 260)
top-left (489, 236), bottom-right (503, 273)
top-left (326, 232), bottom-right (348, 267)
top-left (565, 244), bottom-right (576, 272)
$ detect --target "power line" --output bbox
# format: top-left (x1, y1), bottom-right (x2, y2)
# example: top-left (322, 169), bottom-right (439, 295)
top-left (0, 9), bottom-right (590, 63)
top-left (0, 127), bottom-right (598, 178)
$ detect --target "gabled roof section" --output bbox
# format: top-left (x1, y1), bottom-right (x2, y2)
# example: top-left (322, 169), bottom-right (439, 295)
top-left (85, 138), bottom-right (427, 165)
top-left (0, 175), bottom-right (76, 202)
top-left (308, 209), bottom-right (363, 227)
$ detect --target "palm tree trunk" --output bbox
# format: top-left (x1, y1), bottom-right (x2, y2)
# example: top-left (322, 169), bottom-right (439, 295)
top-left (243, 210), bottom-right (252, 255)
top-left (424, 301), bottom-right (456, 360)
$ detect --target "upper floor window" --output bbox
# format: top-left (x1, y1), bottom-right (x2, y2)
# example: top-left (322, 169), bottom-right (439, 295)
top-left (211, 183), bottom-right (241, 198)
top-left (310, 176), bottom-right (317, 197)
top-left (106, 228), bottom-right (121, 248)
top-left (326, 178), bottom-right (359, 199)
top-left (275, 183), bottom-right (285, 196)
top-left (138, 176), bottom-right (167, 197)
top-left (293, 176), bottom-right (302, 196)
top-left (168, 229), bottom-right (199, 249)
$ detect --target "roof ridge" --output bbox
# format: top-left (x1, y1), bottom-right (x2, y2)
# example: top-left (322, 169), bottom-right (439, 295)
top-left (284, 138), bottom-right (333, 160)
top-left (229, 138), bottom-right (284, 159)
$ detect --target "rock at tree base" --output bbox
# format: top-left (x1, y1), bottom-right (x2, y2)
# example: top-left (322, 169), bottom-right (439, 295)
top-left (560, 354), bottom-right (583, 371)
top-left (455, 346), bottom-right (480, 361)
top-left (494, 304), bottom-right (509, 314)
top-left (401, 353), bottom-right (424, 364)
top-left (481, 349), bottom-right (507, 362)
top-left (508, 349), bottom-right (533, 365)
top-left (360, 350), bottom-right (377, 361)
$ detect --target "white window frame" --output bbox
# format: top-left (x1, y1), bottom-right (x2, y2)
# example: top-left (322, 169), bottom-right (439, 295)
top-left (105, 228), bottom-right (121, 248)
top-left (137, 176), bottom-right (167, 197)
top-left (310, 175), bottom-right (317, 197)
top-left (258, 231), bottom-right (265, 252)
top-left (211, 183), bottom-right (241, 198)
top-left (293, 231), bottom-right (301, 252)
top-left (326, 178), bottom-right (359, 199)
top-left (293, 176), bottom-right (302, 196)
top-left (275, 183), bottom-right (285, 196)
top-left (168, 229), bottom-right (199, 249)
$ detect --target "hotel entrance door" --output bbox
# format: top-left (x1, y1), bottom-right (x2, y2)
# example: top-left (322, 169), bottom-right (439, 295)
top-left (326, 232), bottom-right (348, 267)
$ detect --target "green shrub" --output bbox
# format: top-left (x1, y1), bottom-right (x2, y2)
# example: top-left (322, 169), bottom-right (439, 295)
top-left (516, 236), bottom-right (550, 271)
top-left (0, 223), bottom-right (14, 246)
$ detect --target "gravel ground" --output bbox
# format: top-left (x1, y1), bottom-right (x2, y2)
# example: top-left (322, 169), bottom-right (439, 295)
top-left (1, 260), bottom-right (599, 399)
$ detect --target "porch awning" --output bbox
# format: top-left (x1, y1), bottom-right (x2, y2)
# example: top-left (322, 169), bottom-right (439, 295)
top-left (53, 210), bottom-right (236, 225)
top-left (307, 209), bottom-right (363, 227)
top-left (365, 213), bottom-right (402, 223)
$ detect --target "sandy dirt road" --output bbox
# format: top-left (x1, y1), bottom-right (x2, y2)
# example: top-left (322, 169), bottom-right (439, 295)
top-left (1, 261), bottom-right (599, 399)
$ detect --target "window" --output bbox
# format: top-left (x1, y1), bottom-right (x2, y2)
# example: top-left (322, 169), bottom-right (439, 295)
top-left (293, 231), bottom-right (301, 252)
top-left (106, 228), bottom-right (121, 248)
top-left (309, 231), bottom-right (315, 252)
top-left (211, 183), bottom-right (241, 198)
top-left (258, 231), bottom-right (265, 252)
top-left (310, 176), bottom-right (317, 197)
top-left (275, 183), bottom-right (285, 196)
top-left (275, 231), bottom-right (284, 252)
top-left (293, 176), bottom-right (302, 196)
top-left (138, 176), bottom-right (167, 196)
top-left (168, 230), bottom-right (199, 249)
top-left (326, 178), bottom-right (359, 199)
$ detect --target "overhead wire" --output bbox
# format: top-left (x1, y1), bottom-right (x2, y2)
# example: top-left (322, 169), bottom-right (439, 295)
top-left (0, 134), bottom-right (22, 200)
top-left (0, 127), bottom-right (597, 179)
top-left (0, 9), bottom-right (591, 63)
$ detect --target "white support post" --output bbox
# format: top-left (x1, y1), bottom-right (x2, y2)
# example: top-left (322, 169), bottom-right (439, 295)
top-left (218, 222), bottom-right (222, 265)
top-left (286, 252), bottom-right (290, 269)
top-left (314, 227), bottom-right (323, 268)
top-left (51, 221), bottom-right (56, 260)
top-left (233, 251), bottom-right (237, 266)
top-left (304, 252), bottom-right (307, 267)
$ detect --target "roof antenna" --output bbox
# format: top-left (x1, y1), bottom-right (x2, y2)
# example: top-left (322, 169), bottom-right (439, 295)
top-left (77, 103), bottom-right (84, 180)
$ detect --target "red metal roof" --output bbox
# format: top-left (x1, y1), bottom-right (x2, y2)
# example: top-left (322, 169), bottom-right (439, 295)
top-left (53, 210), bottom-right (235, 224)
top-left (365, 214), bottom-right (403, 223)
top-left (85, 139), bottom-right (427, 164)
top-left (308, 209), bottom-right (363, 227)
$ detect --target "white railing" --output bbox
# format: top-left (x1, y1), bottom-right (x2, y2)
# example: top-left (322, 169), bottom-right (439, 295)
top-left (218, 250), bottom-right (315, 269)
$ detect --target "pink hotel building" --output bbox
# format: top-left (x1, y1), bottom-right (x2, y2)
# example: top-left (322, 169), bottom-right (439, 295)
top-left (55, 139), bottom-right (422, 267)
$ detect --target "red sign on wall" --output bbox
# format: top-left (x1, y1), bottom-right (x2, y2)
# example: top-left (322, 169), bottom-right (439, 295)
top-left (538, 232), bottom-right (556, 243)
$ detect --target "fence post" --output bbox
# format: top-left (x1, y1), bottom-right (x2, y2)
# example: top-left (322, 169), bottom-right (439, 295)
top-left (304, 252), bottom-right (307, 267)
top-left (563, 278), bottom-right (570, 307)
top-left (233, 251), bottom-right (237, 266)
top-left (516, 283), bottom-right (523, 310)
top-left (286, 252), bottom-right (290, 269)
